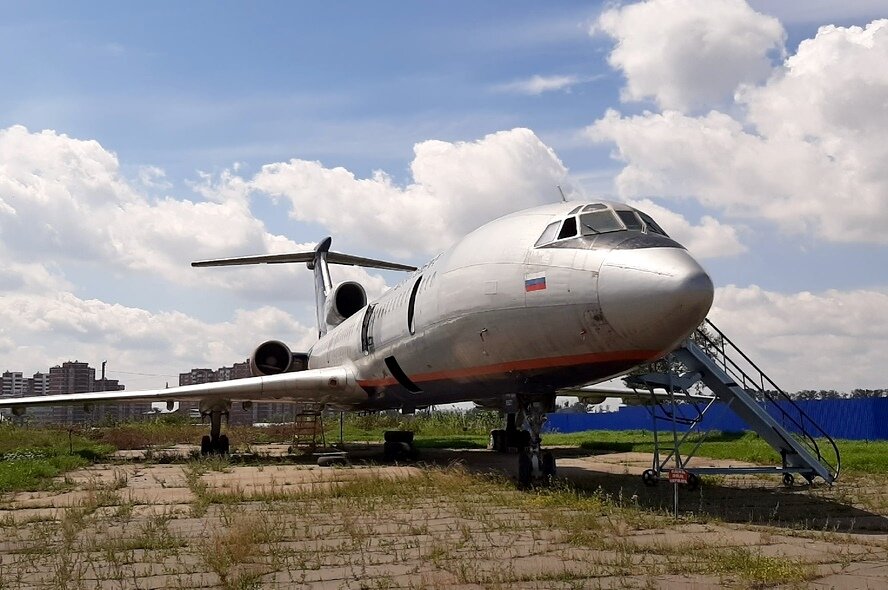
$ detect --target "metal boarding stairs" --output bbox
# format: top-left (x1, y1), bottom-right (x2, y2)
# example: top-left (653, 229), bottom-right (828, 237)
top-left (288, 402), bottom-right (326, 454)
top-left (631, 319), bottom-right (840, 486)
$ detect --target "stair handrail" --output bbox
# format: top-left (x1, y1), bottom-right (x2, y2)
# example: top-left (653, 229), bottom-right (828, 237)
top-left (695, 319), bottom-right (841, 481)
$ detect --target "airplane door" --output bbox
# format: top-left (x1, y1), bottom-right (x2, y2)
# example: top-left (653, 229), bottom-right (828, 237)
top-left (360, 303), bottom-right (376, 355)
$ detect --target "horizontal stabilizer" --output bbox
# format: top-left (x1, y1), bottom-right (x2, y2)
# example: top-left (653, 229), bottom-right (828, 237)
top-left (192, 251), bottom-right (416, 272)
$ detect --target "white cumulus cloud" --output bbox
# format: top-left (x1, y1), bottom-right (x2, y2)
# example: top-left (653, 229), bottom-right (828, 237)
top-left (250, 128), bottom-right (571, 257)
top-left (0, 125), bottom-right (388, 302)
top-left (709, 285), bottom-right (888, 391)
top-left (589, 12), bottom-right (888, 245)
top-left (595, 0), bottom-right (785, 111)
top-left (0, 290), bottom-right (317, 389)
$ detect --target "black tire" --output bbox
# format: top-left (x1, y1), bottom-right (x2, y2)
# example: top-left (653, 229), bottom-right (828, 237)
top-left (384, 440), bottom-right (411, 461)
top-left (687, 472), bottom-right (700, 491)
top-left (642, 469), bottom-right (659, 487)
top-left (783, 473), bottom-right (794, 487)
top-left (542, 451), bottom-right (556, 479)
top-left (384, 430), bottom-right (414, 444)
top-left (518, 451), bottom-right (532, 488)
top-left (516, 430), bottom-right (532, 449)
top-left (201, 435), bottom-right (212, 456)
top-left (218, 434), bottom-right (230, 455)
top-left (490, 429), bottom-right (506, 452)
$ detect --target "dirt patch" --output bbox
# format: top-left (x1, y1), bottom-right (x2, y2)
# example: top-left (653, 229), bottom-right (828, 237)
top-left (0, 446), bottom-right (884, 589)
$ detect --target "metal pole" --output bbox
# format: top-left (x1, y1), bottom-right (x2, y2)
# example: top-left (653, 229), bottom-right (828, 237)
top-left (339, 411), bottom-right (344, 446)
top-left (669, 369), bottom-right (679, 518)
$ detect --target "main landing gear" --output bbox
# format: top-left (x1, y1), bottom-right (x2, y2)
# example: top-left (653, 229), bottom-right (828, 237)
top-left (489, 411), bottom-right (531, 452)
top-left (383, 430), bottom-right (418, 461)
top-left (200, 408), bottom-right (230, 456)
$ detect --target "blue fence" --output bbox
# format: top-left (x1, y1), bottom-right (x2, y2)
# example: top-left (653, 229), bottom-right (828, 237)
top-left (545, 397), bottom-right (888, 441)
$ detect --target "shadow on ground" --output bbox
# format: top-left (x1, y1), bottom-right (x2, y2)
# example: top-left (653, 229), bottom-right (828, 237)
top-left (413, 446), bottom-right (888, 534)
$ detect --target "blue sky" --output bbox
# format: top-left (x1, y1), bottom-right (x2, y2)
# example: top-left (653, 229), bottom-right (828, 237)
top-left (1, 1), bottom-right (886, 391)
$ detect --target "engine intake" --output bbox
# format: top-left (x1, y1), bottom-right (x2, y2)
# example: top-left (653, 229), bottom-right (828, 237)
top-left (251, 340), bottom-right (293, 376)
top-left (324, 281), bottom-right (367, 327)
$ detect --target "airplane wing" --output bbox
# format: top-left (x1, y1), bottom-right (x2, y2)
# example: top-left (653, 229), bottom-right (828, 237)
top-left (561, 385), bottom-right (714, 406)
top-left (0, 367), bottom-right (366, 414)
top-left (192, 251), bottom-right (417, 272)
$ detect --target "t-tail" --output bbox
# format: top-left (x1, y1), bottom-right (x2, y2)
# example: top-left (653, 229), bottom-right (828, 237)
top-left (191, 237), bottom-right (416, 338)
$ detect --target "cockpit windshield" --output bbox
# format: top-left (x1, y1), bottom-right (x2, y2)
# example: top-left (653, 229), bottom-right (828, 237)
top-left (535, 203), bottom-right (669, 247)
top-left (579, 210), bottom-right (623, 235)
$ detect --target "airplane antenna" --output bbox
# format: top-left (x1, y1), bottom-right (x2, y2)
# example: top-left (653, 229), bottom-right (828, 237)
top-left (556, 185), bottom-right (567, 202)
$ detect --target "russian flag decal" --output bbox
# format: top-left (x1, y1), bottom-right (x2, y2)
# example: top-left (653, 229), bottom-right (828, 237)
top-left (525, 273), bottom-right (547, 292)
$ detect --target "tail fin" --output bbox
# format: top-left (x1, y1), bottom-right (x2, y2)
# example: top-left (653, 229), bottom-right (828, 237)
top-left (192, 238), bottom-right (416, 338)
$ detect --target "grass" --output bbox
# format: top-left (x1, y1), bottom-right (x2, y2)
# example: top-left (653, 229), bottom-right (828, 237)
top-left (0, 453), bottom-right (875, 588)
top-left (1, 410), bottom-right (886, 496)
top-left (0, 424), bottom-right (115, 493)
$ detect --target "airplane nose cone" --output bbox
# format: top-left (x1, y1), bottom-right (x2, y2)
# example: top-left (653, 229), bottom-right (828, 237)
top-left (598, 248), bottom-right (714, 352)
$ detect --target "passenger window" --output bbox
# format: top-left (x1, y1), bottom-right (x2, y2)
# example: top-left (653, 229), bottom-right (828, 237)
top-left (557, 216), bottom-right (578, 239)
top-left (535, 221), bottom-right (560, 246)
top-left (579, 210), bottom-right (623, 235)
top-left (616, 210), bottom-right (643, 231)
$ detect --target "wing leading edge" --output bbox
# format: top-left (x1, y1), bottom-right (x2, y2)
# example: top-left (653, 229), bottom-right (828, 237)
top-left (0, 366), bottom-right (367, 412)
top-left (192, 250), bottom-right (417, 272)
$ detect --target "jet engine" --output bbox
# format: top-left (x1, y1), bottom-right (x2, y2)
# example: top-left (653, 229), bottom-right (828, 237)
top-left (324, 281), bottom-right (367, 327)
top-left (250, 340), bottom-right (308, 376)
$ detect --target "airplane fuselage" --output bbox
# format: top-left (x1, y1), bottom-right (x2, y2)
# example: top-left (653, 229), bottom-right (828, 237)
top-left (308, 201), bottom-right (714, 410)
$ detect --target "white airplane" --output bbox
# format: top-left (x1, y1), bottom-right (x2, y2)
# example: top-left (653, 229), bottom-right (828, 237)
top-left (3, 200), bottom-right (713, 485)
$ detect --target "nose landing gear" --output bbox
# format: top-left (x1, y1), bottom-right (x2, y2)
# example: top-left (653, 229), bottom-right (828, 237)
top-left (516, 397), bottom-right (556, 488)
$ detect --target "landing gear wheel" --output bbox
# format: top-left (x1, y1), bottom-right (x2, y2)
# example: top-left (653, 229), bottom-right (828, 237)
top-left (642, 469), bottom-right (659, 487)
top-left (515, 429), bottom-right (531, 450)
top-left (384, 430), bottom-right (414, 444)
top-left (201, 435), bottom-right (212, 456)
top-left (383, 440), bottom-right (416, 462)
top-left (542, 451), bottom-right (556, 479)
top-left (687, 472), bottom-right (700, 491)
top-left (783, 473), bottom-right (795, 487)
top-left (218, 434), bottom-right (230, 455)
top-left (518, 450), bottom-right (532, 488)
top-left (489, 429), bottom-right (506, 452)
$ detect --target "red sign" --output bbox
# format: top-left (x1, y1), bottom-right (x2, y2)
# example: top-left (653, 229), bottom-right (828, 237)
top-left (668, 469), bottom-right (690, 484)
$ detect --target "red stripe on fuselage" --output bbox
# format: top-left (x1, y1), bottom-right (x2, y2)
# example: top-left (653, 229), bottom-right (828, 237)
top-left (356, 349), bottom-right (657, 388)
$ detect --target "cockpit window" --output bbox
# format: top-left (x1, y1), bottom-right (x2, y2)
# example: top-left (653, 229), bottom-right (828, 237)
top-left (579, 210), bottom-right (624, 235)
top-left (637, 211), bottom-right (669, 236)
top-left (616, 210), bottom-right (643, 231)
top-left (535, 203), bottom-right (671, 247)
top-left (534, 221), bottom-right (560, 246)
top-left (557, 216), bottom-right (578, 239)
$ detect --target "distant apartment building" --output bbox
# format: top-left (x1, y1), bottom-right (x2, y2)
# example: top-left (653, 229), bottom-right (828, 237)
top-left (1, 371), bottom-right (25, 398)
top-left (1, 371), bottom-right (53, 421)
top-left (28, 372), bottom-right (50, 396)
top-left (0, 361), bottom-right (142, 425)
